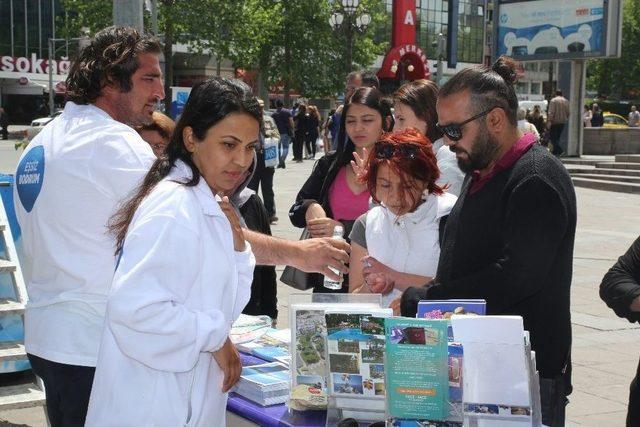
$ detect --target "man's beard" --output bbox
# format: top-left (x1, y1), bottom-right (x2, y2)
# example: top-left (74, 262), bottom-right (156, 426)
top-left (452, 125), bottom-right (501, 174)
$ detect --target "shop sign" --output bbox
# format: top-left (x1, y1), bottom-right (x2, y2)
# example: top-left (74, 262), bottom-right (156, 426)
top-left (397, 44), bottom-right (429, 69)
top-left (1, 53), bottom-right (71, 75)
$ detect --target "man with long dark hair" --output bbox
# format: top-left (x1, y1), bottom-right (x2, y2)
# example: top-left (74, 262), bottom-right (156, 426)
top-left (13, 26), bottom-right (163, 426)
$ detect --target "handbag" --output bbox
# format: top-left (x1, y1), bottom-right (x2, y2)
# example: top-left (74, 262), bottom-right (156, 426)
top-left (279, 228), bottom-right (321, 290)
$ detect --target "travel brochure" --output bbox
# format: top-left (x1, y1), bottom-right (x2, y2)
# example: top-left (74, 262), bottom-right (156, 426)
top-left (234, 362), bottom-right (290, 406)
top-left (417, 299), bottom-right (486, 341)
top-left (289, 302), bottom-right (380, 411)
top-left (324, 308), bottom-right (392, 418)
top-left (384, 317), bottom-right (450, 422)
top-left (236, 327), bottom-right (290, 363)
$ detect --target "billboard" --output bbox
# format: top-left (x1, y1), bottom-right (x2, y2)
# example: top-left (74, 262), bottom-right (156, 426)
top-left (496, 0), bottom-right (620, 61)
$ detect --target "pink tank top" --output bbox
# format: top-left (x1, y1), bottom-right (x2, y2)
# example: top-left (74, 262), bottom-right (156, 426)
top-left (328, 167), bottom-right (370, 221)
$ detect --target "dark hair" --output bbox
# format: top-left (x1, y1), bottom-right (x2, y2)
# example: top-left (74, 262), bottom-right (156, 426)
top-left (109, 77), bottom-right (261, 253)
top-left (555, 90), bottom-right (563, 96)
top-left (138, 111), bottom-right (176, 140)
top-left (66, 26), bottom-right (161, 104)
top-left (394, 79), bottom-right (442, 142)
top-left (440, 55), bottom-right (519, 125)
top-left (364, 128), bottom-right (443, 212)
top-left (276, 99), bottom-right (284, 108)
top-left (322, 87), bottom-right (393, 198)
top-left (361, 71), bottom-right (380, 89)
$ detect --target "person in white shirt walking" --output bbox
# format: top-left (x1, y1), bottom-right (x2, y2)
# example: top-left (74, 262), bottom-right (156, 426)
top-left (629, 105), bottom-right (640, 127)
top-left (13, 26), bottom-right (163, 426)
top-left (86, 77), bottom-right (257, 427)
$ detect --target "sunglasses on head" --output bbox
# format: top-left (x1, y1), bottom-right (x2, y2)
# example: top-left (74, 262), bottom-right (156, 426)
top-left (435, 107), bottom-right (497, 142)
top-left (375, 142), bottom-right (420, 160)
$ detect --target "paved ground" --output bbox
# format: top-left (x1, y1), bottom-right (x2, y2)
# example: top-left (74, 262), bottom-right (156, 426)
top-left (0, 142), bottom-right (638, 426)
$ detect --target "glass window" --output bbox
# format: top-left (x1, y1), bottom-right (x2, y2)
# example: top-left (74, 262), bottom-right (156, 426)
top-left (530, 82), bottom-right (542, 94)
top-left (516, 82), bottom-right (528, 94)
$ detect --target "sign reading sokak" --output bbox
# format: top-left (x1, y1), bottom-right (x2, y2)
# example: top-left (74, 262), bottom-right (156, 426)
top-left (1, 54), bottom-right (71, 75)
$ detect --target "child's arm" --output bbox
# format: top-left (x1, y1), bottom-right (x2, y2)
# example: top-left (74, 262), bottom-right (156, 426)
top-left (363, 256), bottom-right (432, 292)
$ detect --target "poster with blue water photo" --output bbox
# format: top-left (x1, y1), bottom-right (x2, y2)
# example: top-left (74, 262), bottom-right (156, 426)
top-left (325, 308), bottom-right (392, 404)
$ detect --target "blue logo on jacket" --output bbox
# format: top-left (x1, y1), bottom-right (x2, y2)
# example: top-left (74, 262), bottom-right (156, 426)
top-left (16, 146), bottom-right (45, 212)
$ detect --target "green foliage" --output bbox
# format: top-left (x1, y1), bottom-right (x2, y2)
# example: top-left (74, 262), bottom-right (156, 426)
top-left (58, 0), bottom-right (112, 40)
top-left (57, 0), bottom-right (388, 99)
top-left (587, 1), bottom-right (640, 98)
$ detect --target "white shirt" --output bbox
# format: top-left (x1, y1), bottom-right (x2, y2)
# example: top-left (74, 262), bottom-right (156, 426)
top-left (86, 160), bottom-right (255, 427)
top-left (365, 192), bottom-right (457, 307)
top-left (13, 102), bottom-right (155, 366)
top-left (433, 138), bottom-right (465, 196)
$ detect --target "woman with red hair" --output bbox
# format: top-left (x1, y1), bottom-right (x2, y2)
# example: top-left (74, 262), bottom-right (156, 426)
top-left (348, 128), bottom-right (457, 308)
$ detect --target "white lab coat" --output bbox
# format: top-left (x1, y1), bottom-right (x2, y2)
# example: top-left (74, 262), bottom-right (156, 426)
top-left (86, 160), bottom-right (255, 427)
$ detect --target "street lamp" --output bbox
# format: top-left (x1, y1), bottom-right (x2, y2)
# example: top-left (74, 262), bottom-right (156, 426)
top-left (329, 0), bottom-right (371, 74)
top-left (48, 31), bottom-right (90, 116)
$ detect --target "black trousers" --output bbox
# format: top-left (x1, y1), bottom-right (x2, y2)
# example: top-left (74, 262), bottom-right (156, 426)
top-left (292, 132), bottom-right (304, 160)
top-left (549, 123), bottom-right (566, 155)
top-left (627, 358), bottom-right (640, 426)
top-left (539, 373), bottom-right (569, 427)
top-left (28, 353), bottom-right (95, 427)
top-left (1, 126), bottom-right (7, 139)
top-left (248, 151), bottom-right (276, 217)
top-left (304, 133), bottom-right (317, 158)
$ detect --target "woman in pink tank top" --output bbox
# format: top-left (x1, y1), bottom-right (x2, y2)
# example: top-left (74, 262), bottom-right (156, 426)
top-left (288, 87), bottom-right (393, 293)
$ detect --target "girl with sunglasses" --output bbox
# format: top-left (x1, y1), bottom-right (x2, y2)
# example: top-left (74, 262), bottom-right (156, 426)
top-left (289, 87), bottom-right (393, 293)
top-left (348, 128), bottom-right (457, 308)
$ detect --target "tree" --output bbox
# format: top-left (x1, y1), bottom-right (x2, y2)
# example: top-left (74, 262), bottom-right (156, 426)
top-left (587, 1), bottom-right (640, 99)
top-left (58, 0), bottom-right (388, 107)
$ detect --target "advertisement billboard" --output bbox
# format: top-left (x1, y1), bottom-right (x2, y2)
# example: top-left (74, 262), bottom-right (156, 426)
top-left (496, 0), bottom-right (614, 61)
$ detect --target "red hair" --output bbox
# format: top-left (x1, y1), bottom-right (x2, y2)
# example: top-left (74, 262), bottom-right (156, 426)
top-left (363, 128), bottom-right (444, 210)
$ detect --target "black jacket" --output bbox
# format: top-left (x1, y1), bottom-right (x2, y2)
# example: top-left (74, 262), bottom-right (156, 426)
top-left (239, 192), bottom-right (278, 319)
top-left (401, 144), bottom-right (576, 383)
top-left (600, 236), bottom-right (640, 323)
top-left (288, 152), bottom-right (355, 293)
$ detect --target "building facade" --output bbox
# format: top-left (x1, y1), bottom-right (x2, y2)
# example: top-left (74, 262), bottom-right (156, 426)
top-left (0, 0), bottom-right (78, 123)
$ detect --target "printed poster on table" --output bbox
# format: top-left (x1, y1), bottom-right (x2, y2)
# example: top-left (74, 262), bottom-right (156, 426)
top-left (385, 317), bottom-right (449, 421)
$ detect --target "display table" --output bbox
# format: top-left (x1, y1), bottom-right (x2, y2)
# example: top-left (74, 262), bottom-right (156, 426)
top-left (226, 353), bottom-right (327, 427)
top-left (227, 394), bottom-right (326, 427)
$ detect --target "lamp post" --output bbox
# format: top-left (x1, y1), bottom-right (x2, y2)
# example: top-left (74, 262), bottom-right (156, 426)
top-left (48, 33), bottom-right (90, 116)
top-left (329, 0), bottom-right (371, 74)
top-left (431, 32), bottom-right (446, 86)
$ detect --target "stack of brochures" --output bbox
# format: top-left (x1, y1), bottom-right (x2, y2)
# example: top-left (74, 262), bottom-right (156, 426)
top-left (230, 314), bottom-right (273, 344)
top-left (236, 327), bottom-right (291, 366)
top-left (234, 362), bottom-right (290, 406)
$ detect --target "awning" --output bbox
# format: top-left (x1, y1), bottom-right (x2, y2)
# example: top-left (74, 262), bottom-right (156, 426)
top-left (377, 44), bottom-right (430, 81)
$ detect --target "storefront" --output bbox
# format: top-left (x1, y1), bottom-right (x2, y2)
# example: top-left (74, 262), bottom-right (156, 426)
top-left (0, 54), bottom-right (68, 124)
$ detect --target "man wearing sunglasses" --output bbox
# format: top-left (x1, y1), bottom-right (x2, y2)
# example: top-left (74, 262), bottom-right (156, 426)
top-left (400, 56), bottom-right (576, 427)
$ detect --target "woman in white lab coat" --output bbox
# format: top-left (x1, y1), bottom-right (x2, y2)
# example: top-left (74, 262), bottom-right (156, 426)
top-left (85, 78), bottom-right (259, 426)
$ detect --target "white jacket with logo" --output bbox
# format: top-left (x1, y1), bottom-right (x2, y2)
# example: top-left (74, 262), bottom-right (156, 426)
top-left (85, 160), bottom-right (255, 426)
top-left (13, 102), bottom-right (155, 366)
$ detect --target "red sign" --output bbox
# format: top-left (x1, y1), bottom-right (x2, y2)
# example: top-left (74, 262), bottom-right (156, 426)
top-left (392, 0), bottom-right (417, 47)
top-left (379, 0), bottom-right (429, 81)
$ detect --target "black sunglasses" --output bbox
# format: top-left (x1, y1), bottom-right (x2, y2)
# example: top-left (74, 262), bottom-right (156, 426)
top-left (375, 142), bottom-right (420, 160)
top-left (435, 107), bottom-right (497, 141)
